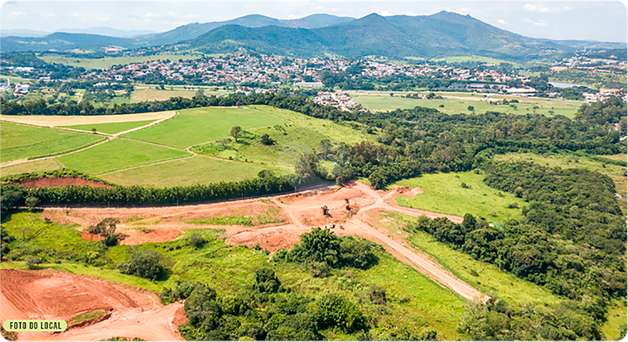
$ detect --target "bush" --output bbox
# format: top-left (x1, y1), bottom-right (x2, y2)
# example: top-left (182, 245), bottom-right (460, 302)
top-left (25, 256), bottom-right (41, 269)
top-left (317, 293), bottom-right (368, 332)
top-left (25, 196), bottom-right (40, 211)
top-left (189, 233), bottom-right (206, 247)
top-left (117, 249), bottom-right (167, 280)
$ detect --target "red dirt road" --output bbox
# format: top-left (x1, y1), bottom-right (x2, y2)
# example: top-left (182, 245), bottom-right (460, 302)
top-left (40, 181), bottom-right (486, 303)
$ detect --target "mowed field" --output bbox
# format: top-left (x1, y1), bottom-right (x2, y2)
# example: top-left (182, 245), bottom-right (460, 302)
top-left (0, 122), bottom-right (106, 163)
top-left (0, 111), bottom-right (176, 126)
top-left (351, 92), bottom-right (582, 118)
top-left (124, 106), bottom-right (289, 149)
top-left (2, 105), bottom-right (371, 186)
top-left (61, 120), bottom-right (156, 134)
top-left (393, 171), bottom-right (522, 224)
top-left (99, 155), bottom-right (268, 187)
top-left (57, 138), bottom-right (191, 174)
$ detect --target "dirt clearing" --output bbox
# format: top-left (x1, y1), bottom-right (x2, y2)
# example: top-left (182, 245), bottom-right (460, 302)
top-left (0, 269), bottom-right (184, 341)
top-left (11, 177), bottom-right (113, 188)
top-left (0, 111), bottom-right (176, 127)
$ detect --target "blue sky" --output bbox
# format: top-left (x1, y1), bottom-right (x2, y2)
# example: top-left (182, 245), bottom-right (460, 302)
top-left (1, 0), bottom-right (626, 42)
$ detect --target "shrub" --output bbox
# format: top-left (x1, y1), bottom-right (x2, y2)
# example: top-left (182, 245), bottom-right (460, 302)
top-left (189, 233), bottom-right (206, 247)
top-left (118, 249), bottom-right (167, 280)
top-left (25, 196), bottom-right (40, 211)
top-left (25, 256), bottom-right (41, 269)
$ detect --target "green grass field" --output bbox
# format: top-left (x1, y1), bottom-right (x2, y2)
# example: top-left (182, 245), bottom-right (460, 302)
top-left (124, 106), bottom-right (289, 149)
top-left (190, 105), bottom-right (374, 172)
top-left (61, 120), bottom-right (156, 134)
top-left (38, 53), bottom-right (202, 70)
top-left (99, 155), bottom-right (268, 187)
top-left (1, 122), bottom-right (106, 162)
top-left (1, 158), bottom-right (62, 176)
top-left (1, 211), bottom-right (466, 340)
top-left (393, 171), bottom-right (522, 223)
top-left (375, 211), bottom-right (562, 305)
top-left (351, 93), bottom-right (582, 118)
top-left (57, 138), bottom-right (190, 174)
top-left (601, 299), bottom-right (628, 340)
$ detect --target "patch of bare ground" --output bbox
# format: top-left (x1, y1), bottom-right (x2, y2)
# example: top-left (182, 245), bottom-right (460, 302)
top-left (0, 269), bottom-right (184, 341)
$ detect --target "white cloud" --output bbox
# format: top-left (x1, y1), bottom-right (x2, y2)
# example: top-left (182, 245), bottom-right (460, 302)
top-left (533, 22), bottom-right (547, 26)
top-left (523, 3), bottom-right (570, 13)
top-left (98, 17), bottom-right (111, 22)
top-left (522, 18), bottom-right (533, 23)
top-left (9, 11), bottom-right (26, 17)
top-left (142, 12), bottom-right (158, 18)
top-left (498, 19), bottom-right (508, 25)
top-left (41, 13), bottom-right (58, 18)
top-left (71, 12), bottom-right (80, 17)
top-left (379, 10), bottom-right (390, 16)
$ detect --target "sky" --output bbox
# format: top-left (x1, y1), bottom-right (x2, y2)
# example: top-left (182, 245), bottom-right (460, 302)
top-left (1, 0), bottom-right (627, 42)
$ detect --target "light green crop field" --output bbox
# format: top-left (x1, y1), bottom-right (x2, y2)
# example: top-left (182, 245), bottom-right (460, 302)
top-left (1, 212), bottom-right (466, 340)
top-left (124, 106), bottom-right (289, 149)
top-left (0, 122), bottom-right (106, 162)
top-left (61, 120), bottom-right (156, 134)
top-left (0, 158), bottom-right (62, 176)
top-left (57, 138), bottom-right (191, 174)
top-left (375, 211), bottom-right (562, 306)
top-left (352, 93), bottom-right (582, 118)
top-left (99, 155), bottom-right (268, 187)
top-left (191, 105), bottom-right (374, 171)
top-left (130, 89), bottom-right (197, 103)
top-left (38, 53), bottom-right (202, 70)
top-left (393, 171), bottom-right (522, 224)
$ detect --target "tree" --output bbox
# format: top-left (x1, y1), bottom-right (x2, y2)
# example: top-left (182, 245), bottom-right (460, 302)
top-left (319, 139), bottom-right (332, 160)
top-left (231, 126), bottom-right (242, 142)
top-left (260, 133), bottom-right (275, 145)
top-left (25, 196), bottom-right (39, 212)
top-left (117, 249), bottom-right (167, 280)
top-left (467, 105), bottom-right (475, 111)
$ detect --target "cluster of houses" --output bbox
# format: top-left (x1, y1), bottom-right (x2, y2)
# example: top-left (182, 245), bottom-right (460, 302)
top-left (550, 54), bottom-right (627, 72)
top-left (313, 91), bottom-right (361, 112)
top-left (583, 88), bottom-right (627, 103)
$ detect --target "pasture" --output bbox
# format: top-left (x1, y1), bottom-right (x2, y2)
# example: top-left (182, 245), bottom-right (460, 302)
top-left (0, 158), bottom-right (62, 176)
top-left (393, 171), bottom-right (522, 224)
top-left (190, 105), bottom-right (373, 171)
top-left (124, 106), bottom-right (289, 149)
top-left (375, 211), bottom-right (562, 306)
top-left (57, 138), bottom-right (191, 174)
top-left (351, 92), bottom-right (582, 118)
top-left (38, 53), bottom-right (202, 70)
top-left (62, 120), bottom-right (156, 134)
top-left (99, 155), bottom-right (269, 187)
top-left (1, 212), bottom-right (466, 340)
top-left (0, 122), bottom-right (106, 163)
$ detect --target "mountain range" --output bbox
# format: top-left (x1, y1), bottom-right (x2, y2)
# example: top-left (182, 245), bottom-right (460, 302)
top-left (1, 12), bottom-right (625, 61)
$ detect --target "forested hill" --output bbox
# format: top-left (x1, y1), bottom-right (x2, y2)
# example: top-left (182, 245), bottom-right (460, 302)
top-left (4, 11), bottom-right (576, 59)
top-left (188, 11), bottom-right (564, 59)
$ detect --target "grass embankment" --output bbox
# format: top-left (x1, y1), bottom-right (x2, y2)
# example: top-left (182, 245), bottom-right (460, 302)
top-left (0, 123), bottom-right (106, 163)
top-left (393, 171), bottom-right (522, 224)
top-left (352, 93), bottom-right (581, 118)
top-left (1, 211), bottom-right (466, 339)
top-left (61, 120), bottom-right (156, 134)
top-left (57, 139), bottom-right (191, 175)
top-left (68, 311), bottom-right (108, 325)
top-left (187, 207), bottom-right (285, 227)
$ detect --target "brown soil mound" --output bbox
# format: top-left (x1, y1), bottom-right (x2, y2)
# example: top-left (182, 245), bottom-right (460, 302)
top-left (1, 269), bottom-right (184, 341)
top-left (15, 177), bottom-right (113, 188)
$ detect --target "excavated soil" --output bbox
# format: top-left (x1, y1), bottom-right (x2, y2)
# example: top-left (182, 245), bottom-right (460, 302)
top-left (0, 269), bottom-right (184, 341)
top-left (13, 177), bottom-right (113, 188)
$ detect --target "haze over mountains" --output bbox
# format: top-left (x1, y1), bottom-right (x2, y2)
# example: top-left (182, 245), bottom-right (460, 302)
top-left (1, 12), bottom-right (625, 60)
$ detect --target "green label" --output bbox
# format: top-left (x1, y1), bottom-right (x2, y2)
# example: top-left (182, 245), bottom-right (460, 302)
top-left (3, 320), bottom-right (67, 332)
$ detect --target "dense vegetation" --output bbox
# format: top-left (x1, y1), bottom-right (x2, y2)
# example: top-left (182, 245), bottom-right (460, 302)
top-left (408, 161), bottom-right (625, 318)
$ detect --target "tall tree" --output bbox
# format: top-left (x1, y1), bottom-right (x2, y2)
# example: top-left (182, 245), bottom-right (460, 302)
top-left (231, 126), bottom-right (242, 142)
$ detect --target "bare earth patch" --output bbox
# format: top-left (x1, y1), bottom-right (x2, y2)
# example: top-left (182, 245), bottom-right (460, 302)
top-left (13, 177), bottom-right (113, 188)
top-left (0, 269), bottom-right (184, 341)
top-left (0, 111), bottom-right (176, 127)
